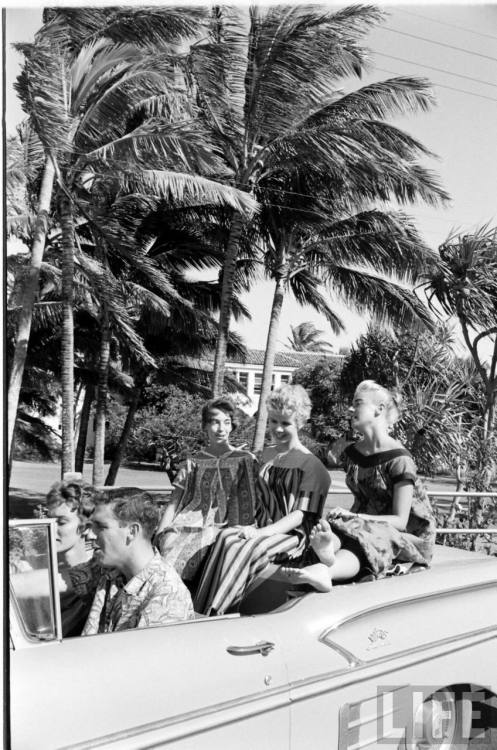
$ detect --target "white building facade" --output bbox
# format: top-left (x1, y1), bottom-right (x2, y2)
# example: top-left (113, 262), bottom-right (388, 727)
top-left (225, 349), bottom-right (344, 414)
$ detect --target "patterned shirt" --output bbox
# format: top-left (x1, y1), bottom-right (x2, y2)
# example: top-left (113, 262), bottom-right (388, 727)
top-left (82, 552), bottom-right (194, 635)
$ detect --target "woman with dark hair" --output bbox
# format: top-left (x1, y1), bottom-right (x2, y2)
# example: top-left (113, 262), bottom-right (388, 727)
top-left (194, 385), bottom-right (331, 616)
top-left (154, 397), bottom-right (263, 591)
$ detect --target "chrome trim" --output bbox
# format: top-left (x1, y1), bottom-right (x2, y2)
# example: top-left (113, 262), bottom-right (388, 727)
top-left (322, 638), bottom-right (363, 668)
top-left (290, 628), bottom-right (497, 702)
top-left (327, 490), bottom-right (497, 497)
top-left (47, 518), bottom-right (63, 640)
top-left (227, 640), bottom-right (275, 656)
top-left (320, 579), bottom-right (497, 640)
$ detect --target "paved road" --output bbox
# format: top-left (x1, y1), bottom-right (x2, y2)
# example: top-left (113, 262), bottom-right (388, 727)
top-left (10, 460), bottom-right (174, 493)
top-left (9, 460), bottom-right (468, 520)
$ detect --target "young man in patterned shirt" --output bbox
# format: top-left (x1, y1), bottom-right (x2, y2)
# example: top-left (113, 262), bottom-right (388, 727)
top-left (82, 489), bottom-right (194, 635)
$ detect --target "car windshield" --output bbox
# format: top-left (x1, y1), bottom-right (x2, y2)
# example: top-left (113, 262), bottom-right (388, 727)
top-left (10, 524), bottom-right (57, 641)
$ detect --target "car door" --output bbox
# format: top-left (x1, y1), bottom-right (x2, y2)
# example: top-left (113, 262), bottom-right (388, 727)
top-left (10, 520), bottom-right (291, 750)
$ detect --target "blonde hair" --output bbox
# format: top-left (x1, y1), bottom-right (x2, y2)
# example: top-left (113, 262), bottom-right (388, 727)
top-left (355, 380), bottom-right (402, 426)
top-left (266, 384), bottom-right (311, 428)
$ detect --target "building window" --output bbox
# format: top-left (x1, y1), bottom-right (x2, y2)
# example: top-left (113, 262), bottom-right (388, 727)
top-left (254, 373), bottom-right (263, 394)
top-left (271, 373), bottom-right (276, 390)
top-left (238, 371), bottom-right (248, 389)
top-left (280, 374), bottom-right (291, 385)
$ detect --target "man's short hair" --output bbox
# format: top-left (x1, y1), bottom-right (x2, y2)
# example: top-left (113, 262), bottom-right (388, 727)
top-left (201, 397), bottom-right (238, 430)
top-left (45, 480), bottom-right (97, 531)
top-left (95, 488), bottom-right (160, 540)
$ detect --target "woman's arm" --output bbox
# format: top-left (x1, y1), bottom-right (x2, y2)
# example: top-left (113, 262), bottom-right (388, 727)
top-left (257, 509), bottom-right (304, 537)
top-left (156, 493), bottom-right (179, 533)
top-left (154, 489), bottom-right (181, 552)
top-left (354, 481), bottom-right (413, 531)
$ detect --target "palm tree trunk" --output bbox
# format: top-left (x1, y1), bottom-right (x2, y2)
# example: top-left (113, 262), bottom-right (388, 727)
top-left (104, 381), bottom-right (144, 486)
top-left (212, 213), bottom-right (245, 396)
top-left (75, 384), bottom-right (94, 473)
top-left (7, 157), bottom-right (55, 463)
top-left (92, 307), bottom-right (111, 487)
top-left (252, 275), bottom-right (286, 452)
top-left (60, 193), bottom-right (76, 476)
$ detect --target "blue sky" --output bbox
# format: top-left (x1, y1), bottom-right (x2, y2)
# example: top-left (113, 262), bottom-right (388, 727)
top-left (5, 4), bottom-right (497, 351)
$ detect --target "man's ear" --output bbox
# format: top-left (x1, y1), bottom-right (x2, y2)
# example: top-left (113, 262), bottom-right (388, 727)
top-left (127, 522), bottom-right (141, 543)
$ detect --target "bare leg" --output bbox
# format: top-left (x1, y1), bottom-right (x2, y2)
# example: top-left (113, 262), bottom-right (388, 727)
top-left (280, 563), bottom-right (332, 593)
top-left (329, 549), bottom-right (361, 582)
top-left (310, 519), bottom-right (342, 566)
top-left (281, 549), bottom-right (362, 592)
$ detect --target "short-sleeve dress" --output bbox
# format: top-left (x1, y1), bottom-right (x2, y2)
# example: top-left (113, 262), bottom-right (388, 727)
top-left (328, 444), bottom-right (436, 577)
top-left (193, 446), bottom-right (331, 616)
top-left (161, 448), bottom-right (262, 584)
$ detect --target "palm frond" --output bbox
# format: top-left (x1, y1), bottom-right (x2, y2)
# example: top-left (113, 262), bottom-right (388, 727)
top-left (329, 263), bottom-right (434, 330)
top-left (287, 271), bottom-right (344, 334)
top-left (112, 170), bottom-right (258, 215)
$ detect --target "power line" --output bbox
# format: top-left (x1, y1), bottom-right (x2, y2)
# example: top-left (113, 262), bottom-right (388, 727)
top-left (397, 8), bottom-right (497, 43)
top-left (376, 68), bottom-right (497, 104)
top-left (383, 26), bottom-right (497, 64)
top-left (375, 52), bottom-right (497, 90)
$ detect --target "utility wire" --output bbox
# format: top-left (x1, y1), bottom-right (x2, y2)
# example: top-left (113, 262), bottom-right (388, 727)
top-left (383, 26), bottom-right (497, 64)
top-left (376, 68), bottom-right (497, 104)
top-left (375, 52), bottom-right (497, 90)
top-left (397, 8), bottom-right (497, 43)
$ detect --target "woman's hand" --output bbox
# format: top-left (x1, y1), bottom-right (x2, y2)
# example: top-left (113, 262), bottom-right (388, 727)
top-left (236, 525), bottom-right (259, 540)
top-left (326, 434), bottom-right (354, 466)
top-left (328, 506), bottom-right (356, 520)
top-left (156, 528), bottom-right (179, 554)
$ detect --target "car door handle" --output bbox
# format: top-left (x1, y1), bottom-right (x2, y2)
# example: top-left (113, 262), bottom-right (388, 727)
top-left (227, 640), bottom-right (275, 657)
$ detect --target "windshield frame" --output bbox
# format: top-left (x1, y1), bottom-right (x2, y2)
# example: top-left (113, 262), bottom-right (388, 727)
top-left (9, 518), bottom-right (63, 647)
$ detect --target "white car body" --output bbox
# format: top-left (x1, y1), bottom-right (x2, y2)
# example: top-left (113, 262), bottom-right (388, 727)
top-left (9, 518), bottom-right (497, 750)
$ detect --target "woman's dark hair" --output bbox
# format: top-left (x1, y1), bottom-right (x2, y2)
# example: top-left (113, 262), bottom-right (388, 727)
top-left (201, 397), bottom-right (238, 430)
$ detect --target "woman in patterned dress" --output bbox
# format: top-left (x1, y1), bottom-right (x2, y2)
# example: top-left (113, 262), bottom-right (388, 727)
top-left (193, 385), bottom-right (331, 616)
top-left (154, 397), bottom-right (262, 590)
top-left (284, 380), bottom-right (436, 592)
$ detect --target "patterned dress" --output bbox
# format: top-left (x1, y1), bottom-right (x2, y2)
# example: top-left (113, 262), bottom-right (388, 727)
top-left (329, 444), bottom-right (436, 577)
top-left (194, 447), bottom-right (331, 616)
top-left (161, 448), bottom-right (262, 583)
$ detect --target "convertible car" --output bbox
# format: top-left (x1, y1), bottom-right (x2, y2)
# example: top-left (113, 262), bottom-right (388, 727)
top-left (9, 516), bottom-right (497, 750)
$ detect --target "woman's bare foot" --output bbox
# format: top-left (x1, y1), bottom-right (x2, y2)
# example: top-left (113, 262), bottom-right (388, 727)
top-left (280, 564), bottom-right (332, 593)
top-left (310, 519), bottom-right (335, 565)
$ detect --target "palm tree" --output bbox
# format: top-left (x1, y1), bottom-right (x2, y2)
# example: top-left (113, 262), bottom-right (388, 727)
top-left (422, 226), bottom-right (497, 441)
top-left (287, 323), bottom-right (334, 353)
top-left (251, 207), bottom-right (439, 451)
top-left (11, 8), bottom-right (257, 473)
top-left (6, 124), bottom-right (55, 465)
top-left (184, 4), bottom-right (448, 396)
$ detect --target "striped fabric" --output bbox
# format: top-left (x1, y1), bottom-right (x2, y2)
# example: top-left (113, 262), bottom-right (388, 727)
top-left (194, 449), bottom-right (330, 616)
top-left (193, 528), bottom-right (300, 615)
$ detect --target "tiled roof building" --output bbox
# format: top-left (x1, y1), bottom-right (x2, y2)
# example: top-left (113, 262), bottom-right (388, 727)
top-left (225, 349), bottom-right (344, 413)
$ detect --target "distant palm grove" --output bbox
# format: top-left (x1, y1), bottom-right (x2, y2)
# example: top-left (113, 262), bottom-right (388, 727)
top-left (7, 4), bottom-right (497, 521)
